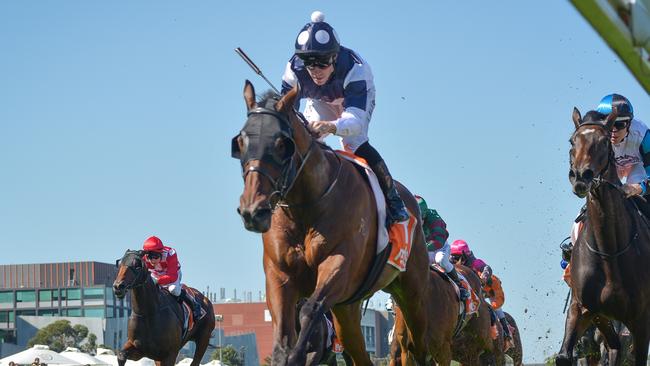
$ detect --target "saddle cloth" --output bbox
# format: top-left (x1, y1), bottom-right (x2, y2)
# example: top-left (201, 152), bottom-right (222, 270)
top-left (336, 151), bottom-right (416, 271)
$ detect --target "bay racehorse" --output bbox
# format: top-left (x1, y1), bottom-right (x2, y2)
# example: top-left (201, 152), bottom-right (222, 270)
top-left (503, 312), bottom-right (523, 366)
top-left (557, 107), bottom-right (650, 366)
top-left (232, 81), bottom-right (435, 365)
top-left (389, 265), bottom-right (502, 365)
top-left (112, 250), bottom-right (215, 366)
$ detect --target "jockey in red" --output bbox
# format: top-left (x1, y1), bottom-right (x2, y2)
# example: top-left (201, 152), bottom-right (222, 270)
top-left (142, 236), bottom-right (202, 319)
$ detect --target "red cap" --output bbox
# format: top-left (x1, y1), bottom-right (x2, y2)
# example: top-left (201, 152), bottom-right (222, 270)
top-left (143, 236), bottom-right (164, 252)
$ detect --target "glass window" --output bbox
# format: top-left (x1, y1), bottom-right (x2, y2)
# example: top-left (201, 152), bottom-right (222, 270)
top-left (63, 308), bottom-right (82, 317)
top-left (38, 309), bottom-right (59, 316)
top-left (39, 290), bottom-right (52, 301)
top-left (84, 307), bottom-right (104, 318)
top-left (83, 288), bottom-right (104, 300)
top-left (105, 307), bottom-right (115, 318)
top-left (16, 310), bottom-right (36, 316)
top-left (16, 290), bottom-right (36, 303)
top-left (66, 288), bottom-right (81, 301)
top-left (0, 291), bottom-right (13, 304)
top-left (0, 311), bottom-right (15, 322)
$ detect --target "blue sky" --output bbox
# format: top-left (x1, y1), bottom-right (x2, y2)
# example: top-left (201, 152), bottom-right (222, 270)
top-left (1, 1), bottom-right (648, 362)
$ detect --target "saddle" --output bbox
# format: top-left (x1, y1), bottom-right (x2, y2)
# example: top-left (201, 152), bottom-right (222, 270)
top-left (167, 285), bottom-right (206, 340)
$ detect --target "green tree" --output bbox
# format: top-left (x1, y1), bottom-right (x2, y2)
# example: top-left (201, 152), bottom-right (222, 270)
top-left (28, 320), bottom-right (97, 353)
top-left (80, 333), bottom-right (97, 354)
top-left (210, 345), bottom-right (243, 366)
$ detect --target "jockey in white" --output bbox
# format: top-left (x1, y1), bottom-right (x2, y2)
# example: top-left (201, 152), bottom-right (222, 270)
top-left (571, 94), bottom-right (650, 242)
top-left (281, 11), bottom-right (409, 225)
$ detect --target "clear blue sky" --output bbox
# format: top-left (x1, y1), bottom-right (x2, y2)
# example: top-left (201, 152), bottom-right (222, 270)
top-left (1, 1), bottom-right (648, 362)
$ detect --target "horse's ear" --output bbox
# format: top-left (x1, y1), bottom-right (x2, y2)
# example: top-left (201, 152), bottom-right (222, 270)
top-left (244, 80), bottom-right (257, 111)
top-left (605, 106), bottom-right (618, 130)
top-left (572, 107), bottom-right (582, 129)
top-left (276, 85), bottom-right (299, 114)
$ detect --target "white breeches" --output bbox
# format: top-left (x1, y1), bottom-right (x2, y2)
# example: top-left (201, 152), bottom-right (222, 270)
top-left (162, 269), bottom-right (182, 296)
top-left (429, 242), bottom-right (453, 272)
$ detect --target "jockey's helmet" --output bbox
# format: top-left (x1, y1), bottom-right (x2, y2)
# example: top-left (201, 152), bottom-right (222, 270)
top-left (294, 11), bottom-right (340, 63)
top-left (450, 239), bottom-right (471, 256)
top-left (143, 236), bottom-right (164, 252)
top-left (597, 93), bottom-right (634, 122)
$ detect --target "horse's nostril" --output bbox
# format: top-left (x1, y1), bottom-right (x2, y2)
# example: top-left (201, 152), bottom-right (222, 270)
top-left (582, 169), bottom-right (594, 181)
top-left (569, 170), bottom-right (576, 178)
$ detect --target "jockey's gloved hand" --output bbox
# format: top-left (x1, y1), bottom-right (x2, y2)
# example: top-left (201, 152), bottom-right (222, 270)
top-left (622, 183), bottom-right (643, 197)
top-left (309, 121), bottom-right (336, 138)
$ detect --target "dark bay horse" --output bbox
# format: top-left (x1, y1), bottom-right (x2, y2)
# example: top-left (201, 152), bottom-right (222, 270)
top-left (232, 81), bottom-right (435, 365)
top-left (389, 265), bottom-right (503, 365)
top-left (112, 250), bottom-right (215, 366)
top-left (557, 107), bottom-right (650, 366)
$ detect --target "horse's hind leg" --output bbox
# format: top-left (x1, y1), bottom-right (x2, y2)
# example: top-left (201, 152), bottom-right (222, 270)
top-left (330, 303), bottom-right (374, 366)
top-left (190, 324), bottom-right (214, 366)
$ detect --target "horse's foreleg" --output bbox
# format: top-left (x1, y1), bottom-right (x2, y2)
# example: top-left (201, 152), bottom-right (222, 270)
top-left (117, 340), bottom-right (143, 366)
top-left (265, 267), bottom-right (298, 366)
top-left (628, 320), bottom-right (650, 366)
top-left (592, 316), bottom-right (621, 366)
top-left (190, 324), bottom-right (214, 366)
top-left (556, 299), bottom-right (591, 366)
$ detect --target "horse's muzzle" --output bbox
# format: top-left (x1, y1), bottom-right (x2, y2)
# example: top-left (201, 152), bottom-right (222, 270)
top-left (570, 168), bottom-right (593, 198)
top-left (239, 206), bottom-right (272, 233)
top-left (113, 282), bottom-right (126, 299)
top-left (572, 181), bottom-right (589, 198)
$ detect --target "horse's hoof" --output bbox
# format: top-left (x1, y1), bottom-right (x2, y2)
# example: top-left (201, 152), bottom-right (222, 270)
top-left (555, 354), bottom-right (571, 366)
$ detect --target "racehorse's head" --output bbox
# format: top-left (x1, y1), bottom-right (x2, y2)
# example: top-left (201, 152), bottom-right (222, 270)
top-left (113, 249), bottom-right (148, 299)
top-left (569, 107), bottom-right (618, 198)
top-left (231, 80), bottom-right (300, 233)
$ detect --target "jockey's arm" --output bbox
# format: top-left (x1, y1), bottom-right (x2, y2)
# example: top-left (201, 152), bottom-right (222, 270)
top-left (281, 61), bottom-right (301, 109)
top-left (156, 252), bottom-right (180, 286)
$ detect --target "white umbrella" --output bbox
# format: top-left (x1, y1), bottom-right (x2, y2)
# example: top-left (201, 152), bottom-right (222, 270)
top-left (175, 358), bottom-right (193, 366)
top-left (0, 345), bottom-right (82, 366)
top-left (93, 354), bottom-right (154, 366)
top-left (60, 348), bottom-right (109, 366)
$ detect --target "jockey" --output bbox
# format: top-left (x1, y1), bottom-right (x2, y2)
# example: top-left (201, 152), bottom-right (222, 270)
top-left (142, 236), bottom-right (203, 320)
top-left (281, 11), bottom-right (409, 225)
top-left (450, 239), bottom-right (513, 348)
top-left (415, 195), bottom-right (468, 300)
top-left (559, 237), bottom-right (573, 287)
top-left (597, 94), bottom-right (650, 199)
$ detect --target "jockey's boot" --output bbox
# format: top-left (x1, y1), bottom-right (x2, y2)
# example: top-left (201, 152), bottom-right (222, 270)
top-left (180, 289), bottom-right (203, 320)
top-left (370, 160), bottom-right (409, 224)
top-left (499, 317), bottom-right (514, 351)
top-left (447, 268), bottom-right (470, 301)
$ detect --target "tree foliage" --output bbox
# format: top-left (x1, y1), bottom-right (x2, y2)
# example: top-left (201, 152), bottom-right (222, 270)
top-left (210, 345), bottom-right (244, 366)
top-left (27, 320), bottom-right (97, 353)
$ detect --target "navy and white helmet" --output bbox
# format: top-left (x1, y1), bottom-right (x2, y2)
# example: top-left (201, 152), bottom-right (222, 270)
top-left (294, 11), bottom-right (340, 59)
top-left (596, 93), bottom-right (634, 121)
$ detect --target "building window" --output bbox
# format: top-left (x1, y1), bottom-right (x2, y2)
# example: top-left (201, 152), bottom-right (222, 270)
top-left (0, 310), bottom-right (15, 323)
top-left (16, 310), bottom-right (36, 316)
top-left (39, 289), bottom-right (52, 301)
top-left (62, 308), bottom-right (82, 317)
top-left (84, 307), bottom-right (104, 318)
top-left (16, 290), bottom-right (36, 303)
top-left (0, 291), bottom-right (12, 304)
top-left (66, 288), bottom-right (81, 301)
top-left (105, 306), bottom-right (115, 318)
top-left (38, 309), bottom-right (59, 316)
top-left (83, 288), bottom-right (104, 300)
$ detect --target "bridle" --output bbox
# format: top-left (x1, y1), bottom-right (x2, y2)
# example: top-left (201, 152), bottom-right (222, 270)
top-left (240, 107), bottom-right (341, 211)
top-left (571, 122), bottom-right (638, 260)
top-left (117, 251), bottom-right (149, 289)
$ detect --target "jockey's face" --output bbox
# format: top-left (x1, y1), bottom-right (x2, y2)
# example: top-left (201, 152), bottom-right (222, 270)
top-left (610, 120), bottom-right (630, 144)
top-left (305, 59), bottom-right (335, 86)
top-left (147, 252), bottom-right (162, 264)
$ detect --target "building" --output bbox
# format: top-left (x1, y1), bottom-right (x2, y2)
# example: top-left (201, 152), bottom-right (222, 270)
top-left (212, 302), bottom-right (392, 363)
top-left (0, 262), bottom-right (131, 349)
